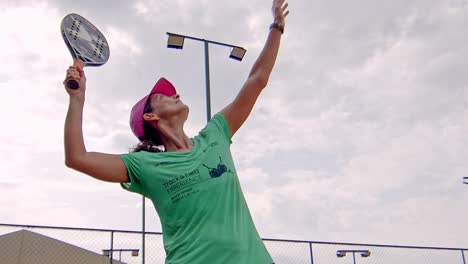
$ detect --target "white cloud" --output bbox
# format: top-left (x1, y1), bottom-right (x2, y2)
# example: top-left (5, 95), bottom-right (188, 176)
top-left (134, 1), bottom-right (150, 15)
top-left (105, 27), bottom-right (143, 57)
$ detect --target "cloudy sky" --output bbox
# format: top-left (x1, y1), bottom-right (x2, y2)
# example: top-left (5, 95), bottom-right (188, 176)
top-left (1, 0), bottom-right (467, 251)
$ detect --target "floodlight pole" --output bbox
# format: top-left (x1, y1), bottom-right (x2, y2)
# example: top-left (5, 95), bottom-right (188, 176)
top-left (166, 32), bottom-right (246, 122)
top-left (204, 40), bottom-right (212, 122)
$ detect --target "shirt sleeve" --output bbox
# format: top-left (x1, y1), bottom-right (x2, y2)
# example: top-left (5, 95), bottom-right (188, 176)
top-left (120, 152), bottom-right (146, 196)
top-left (208, 113), bottom-right (233, 144)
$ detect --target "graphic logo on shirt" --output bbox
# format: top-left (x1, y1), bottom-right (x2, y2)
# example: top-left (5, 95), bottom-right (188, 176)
top-left (203, 156), bottom-right (229, 178)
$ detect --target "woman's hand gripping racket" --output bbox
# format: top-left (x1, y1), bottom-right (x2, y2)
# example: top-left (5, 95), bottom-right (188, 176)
top-left (61, 13), bottom-right (110, 89)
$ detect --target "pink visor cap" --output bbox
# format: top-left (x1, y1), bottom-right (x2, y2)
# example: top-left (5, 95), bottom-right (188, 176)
top-left (130, 78), bottom-right (177, 140)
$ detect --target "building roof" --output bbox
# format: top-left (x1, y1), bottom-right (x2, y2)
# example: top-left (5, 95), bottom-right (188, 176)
top-left (0, 229), bottom-right (125, 264)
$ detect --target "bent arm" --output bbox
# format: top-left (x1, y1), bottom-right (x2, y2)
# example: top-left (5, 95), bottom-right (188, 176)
top-left (64, 65), bottom-right (129, 183)
top-left (221, 0), bottom-right (289, 137)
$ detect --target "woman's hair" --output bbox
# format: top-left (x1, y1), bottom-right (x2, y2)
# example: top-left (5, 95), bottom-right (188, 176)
top-left (130, 99), bottom-right (164, 153)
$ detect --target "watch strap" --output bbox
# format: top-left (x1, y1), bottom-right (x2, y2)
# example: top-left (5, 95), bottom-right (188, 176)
top-left (270, 23), bottom-right (284, 34)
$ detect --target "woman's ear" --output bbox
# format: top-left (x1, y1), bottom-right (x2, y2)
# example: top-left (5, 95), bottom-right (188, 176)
top-left (143, 113), bottom-right (160, 122)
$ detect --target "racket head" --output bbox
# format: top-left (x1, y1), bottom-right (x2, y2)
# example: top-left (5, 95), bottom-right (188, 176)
top-left (61, 13), bottom-right (110, 67)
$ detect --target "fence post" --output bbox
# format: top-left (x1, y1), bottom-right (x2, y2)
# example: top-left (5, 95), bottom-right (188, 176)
top-left (309, 242), bottom-right (314, 264)
top-left (462, 250), bottom-right (466, 264)
top-left (110, 231), bottom-right (114, 264)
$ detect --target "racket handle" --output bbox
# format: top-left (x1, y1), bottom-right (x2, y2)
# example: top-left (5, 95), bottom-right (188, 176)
top-left (66, 80), bottom-right (80, 90)
top-left (65, 60), bottom-right (84, 90)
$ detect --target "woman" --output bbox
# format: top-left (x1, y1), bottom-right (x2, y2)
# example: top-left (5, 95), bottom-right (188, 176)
top-left (64, 1), bottom-right (289, 263)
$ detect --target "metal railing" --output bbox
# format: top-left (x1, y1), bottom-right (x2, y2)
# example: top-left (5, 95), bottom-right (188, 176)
top-left (0, 223), bottom-right (466, 263)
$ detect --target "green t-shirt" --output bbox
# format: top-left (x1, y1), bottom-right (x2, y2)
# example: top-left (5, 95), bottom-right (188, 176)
top-left (120, 113), bottom-right (273, 264)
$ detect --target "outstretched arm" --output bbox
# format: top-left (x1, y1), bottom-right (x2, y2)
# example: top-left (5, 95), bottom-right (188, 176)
top-left (221, 0), bottom-right (289, 137)
top-left (64, 61), bottom-right (129, 183)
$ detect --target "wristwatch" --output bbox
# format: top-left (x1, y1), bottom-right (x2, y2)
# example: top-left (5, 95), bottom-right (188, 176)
top-left (270, 23), bottom-right (284, 34)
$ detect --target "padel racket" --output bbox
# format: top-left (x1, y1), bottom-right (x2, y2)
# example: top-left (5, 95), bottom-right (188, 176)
top-left (61, 13), bottom-right (110, 89)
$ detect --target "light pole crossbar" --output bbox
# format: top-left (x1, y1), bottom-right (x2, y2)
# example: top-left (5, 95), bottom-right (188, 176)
top-left (167, 32), bottom-right (243, 49)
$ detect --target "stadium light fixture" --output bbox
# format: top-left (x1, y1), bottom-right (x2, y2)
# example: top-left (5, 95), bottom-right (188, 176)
top-left (102, 248), bottom-right (140, 261)
top-left (336, 250), bottom-right (371, 264)
top-left (229, 46), bottom-right (247, 61)
top-left (167, 33), bottom-right (185, 49)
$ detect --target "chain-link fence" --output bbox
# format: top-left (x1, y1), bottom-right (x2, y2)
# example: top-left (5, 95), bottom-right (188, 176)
top-left (0, 224), bottom-right (466, 264)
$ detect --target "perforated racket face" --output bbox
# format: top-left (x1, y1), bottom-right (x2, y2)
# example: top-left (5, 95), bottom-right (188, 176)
top-left (61, 13), bottom-right (110, 66)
